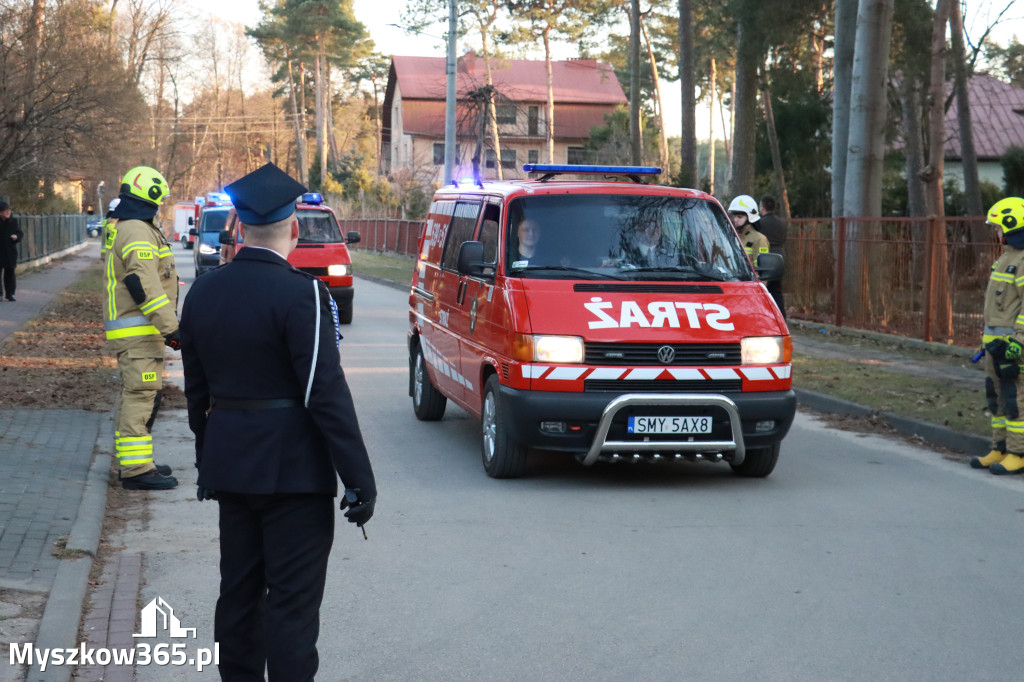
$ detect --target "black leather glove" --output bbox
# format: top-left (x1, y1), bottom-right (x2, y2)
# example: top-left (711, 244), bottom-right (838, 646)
top-left (196, 486), bottom-right (218, 501)
top-left (340, 488), bottom-right (375, 527)
top-left (164, 329), bottom-right (181, 350)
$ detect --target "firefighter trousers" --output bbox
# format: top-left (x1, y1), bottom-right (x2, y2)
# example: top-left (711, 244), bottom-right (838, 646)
top-left (115, 347), bottom-right (164, 478)
top-left (984, 352), bottom-right (1024, 455)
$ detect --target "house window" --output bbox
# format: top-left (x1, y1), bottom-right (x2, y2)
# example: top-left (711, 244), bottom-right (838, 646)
top-left (567, 146), bottom-right (586, 164)
top-left (433, 143), bottom-right (444, 166)
top-left (527, 149), bottom-right (539, 165)
top-left (486, 149), bottom-right (518, 170)
top-left (528, 106), bottom-right (539, 136)
top-left (496, 104), bottom-right (517, 125)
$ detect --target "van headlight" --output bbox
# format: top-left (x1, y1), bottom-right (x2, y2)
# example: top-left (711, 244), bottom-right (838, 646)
top-left (328, 264), bottom-right (349, 276)
top-left (513, 334), bottom-right (584, 363)
top-left (741, 336), bottom-right (786, 364)
top-left (199, 243), bottom-right (218, 255)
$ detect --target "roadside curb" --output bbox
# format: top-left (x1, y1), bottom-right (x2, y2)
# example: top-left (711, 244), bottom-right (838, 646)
top-left (789, 319), bottom-right (974, 357)
top-left (27, 413), bottom-right (114, 682)
top-left (795, 388), bottom-right (988, 455)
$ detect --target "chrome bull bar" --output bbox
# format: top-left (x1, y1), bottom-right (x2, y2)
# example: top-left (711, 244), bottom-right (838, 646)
top-left (581, 393), bottom-right (745, 467)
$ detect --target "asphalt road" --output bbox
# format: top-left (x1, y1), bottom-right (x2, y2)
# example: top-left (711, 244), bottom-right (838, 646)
top-left (131, 241), bottom-right (1024, 681)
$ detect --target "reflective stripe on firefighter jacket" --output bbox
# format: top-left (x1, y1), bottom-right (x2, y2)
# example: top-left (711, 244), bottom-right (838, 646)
top-left (982, 245), bottom-right (1024, 344)
top-left (738, 224), bottom-right (770, 260)
top-left (100, 218), bottom-right (117, 259)
top-left (104, 218), bottom-right (178, 343)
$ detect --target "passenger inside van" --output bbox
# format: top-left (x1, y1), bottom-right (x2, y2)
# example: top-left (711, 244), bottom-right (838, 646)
top-left (514, 217), bottom-right (541, 261)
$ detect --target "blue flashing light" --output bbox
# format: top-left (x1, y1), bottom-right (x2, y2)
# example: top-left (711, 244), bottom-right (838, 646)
top-left (301, 192), bottom-right (324, 205)
top-left (522, 164), bottom-right (662, 175)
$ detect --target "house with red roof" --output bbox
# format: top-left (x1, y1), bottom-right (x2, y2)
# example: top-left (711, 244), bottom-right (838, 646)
top-left (945, 73), bottom-right (1024, 192)
top-left (382, 53), bottom-right (627, 182)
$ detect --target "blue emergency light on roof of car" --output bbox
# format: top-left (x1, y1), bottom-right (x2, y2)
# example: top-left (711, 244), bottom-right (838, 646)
top-left (301, 192), bottom-right (324, 205)
top-left (522, 164), bottom-right (662, 175)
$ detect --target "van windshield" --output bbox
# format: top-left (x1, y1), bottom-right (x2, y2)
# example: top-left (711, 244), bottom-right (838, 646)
top-left (201, 210), bottom-right (229, 233)
top-left (506, 194), bottom-right (754, 281)
top-left (297, 209), bottom-right (343, 243)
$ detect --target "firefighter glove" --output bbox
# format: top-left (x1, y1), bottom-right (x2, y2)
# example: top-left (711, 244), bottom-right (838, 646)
top-left (164, 329), bottom-right (181, 350)
top-left (196, 486), bottom-right (218, 502)
top-left (1006, 338), bottom-right (1023, 362)
top-left (340, 488), bottom-right (375, 527)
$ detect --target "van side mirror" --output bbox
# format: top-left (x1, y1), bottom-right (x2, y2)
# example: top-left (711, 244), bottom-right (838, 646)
top-left (457, 240), bottom-right (493, 277)
top-left (755, 252), bottom-right (784, 282)
top-left (219, 229), bottom-right (234, 246)
top-left (188, 228), bottom-right (198, 237)
top-left (346, 231), bottom-right (361, 245)
top-left (188, 217), bottom-right (194, 226)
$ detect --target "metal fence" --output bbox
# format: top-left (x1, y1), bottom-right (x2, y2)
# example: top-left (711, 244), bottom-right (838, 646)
top-left (339, 219), bottom-right (421, 256)
top-left (787, 217), bottom-right (995, 347)
top-left (342, 215), bottom-right (997, 348)
top-left (14, 214), bottom-right (88, 264)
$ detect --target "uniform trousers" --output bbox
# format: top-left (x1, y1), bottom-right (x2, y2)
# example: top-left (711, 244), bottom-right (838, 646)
top-left (0, 258), bottom-right (15, 298)
top-left (114, 346), bottom-right (164, 477)
top-left (216, 492), bottom-right (335, 682)
top-left (984, 352), bottom-right (1024, 454)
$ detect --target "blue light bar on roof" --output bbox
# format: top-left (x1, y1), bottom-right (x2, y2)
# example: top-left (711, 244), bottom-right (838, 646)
top-left (522, 164), bottom-right (663, 175)
top-left (301, 192), bottom-right (324, 205)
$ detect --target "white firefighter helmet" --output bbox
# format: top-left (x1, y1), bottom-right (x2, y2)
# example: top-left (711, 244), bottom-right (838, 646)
top-left (728, 195), bottom-right (760, 223)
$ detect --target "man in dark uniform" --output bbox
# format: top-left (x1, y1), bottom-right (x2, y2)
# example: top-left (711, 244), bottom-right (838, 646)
top-left (758, 195), bottom-right (787, 320)
top-left (0, 201), bottom-right (23, 301)
top-left (180, 163), bottom-right (377, 682)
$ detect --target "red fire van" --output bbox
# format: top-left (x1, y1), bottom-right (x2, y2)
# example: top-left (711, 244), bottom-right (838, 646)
top-left (218, 193), bottom-right (361, 323)
top-left (408, 164), bottom-right (794, 478)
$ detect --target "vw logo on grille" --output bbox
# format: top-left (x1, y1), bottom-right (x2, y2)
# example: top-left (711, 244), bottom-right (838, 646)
top-left (657, 345), bottom-right (676, 364)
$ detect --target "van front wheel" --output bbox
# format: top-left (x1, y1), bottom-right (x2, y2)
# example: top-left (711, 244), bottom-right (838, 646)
top-left (481, 375), bottom-right (527, 478)
top-left (730, 442), bottom-right (780, 478)
top-left (412, 345), bottom-right (446, 421)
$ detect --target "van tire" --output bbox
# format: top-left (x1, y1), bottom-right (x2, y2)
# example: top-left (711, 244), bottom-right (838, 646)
top-left (481, 375), bottom-right (527, 478)
top-left (730, 442), bottom-right (780, 477)
top-left (338, 303), bottom-right (353, 325)
top-left (412, 345), bottom-right (446, 421)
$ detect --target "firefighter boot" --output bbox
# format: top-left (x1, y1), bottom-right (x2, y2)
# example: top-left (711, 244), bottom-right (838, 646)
top-left (122, 469), bottom-right (179, 490)
top-left (990, 454), bottom-right (1024, 475)
top-left (970, 449), bottom-right (1007, 469)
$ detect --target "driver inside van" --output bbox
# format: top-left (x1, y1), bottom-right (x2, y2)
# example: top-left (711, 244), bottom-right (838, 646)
top-left (514, 217), bottom-right (541, 262)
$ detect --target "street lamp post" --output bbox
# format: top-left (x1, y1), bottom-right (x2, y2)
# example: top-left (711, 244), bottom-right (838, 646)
top-left (444, 0), bottom-right (457, 186)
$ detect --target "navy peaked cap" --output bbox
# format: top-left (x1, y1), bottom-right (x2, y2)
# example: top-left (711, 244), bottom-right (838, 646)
top-left (225, 163), bottom-right (307, 226)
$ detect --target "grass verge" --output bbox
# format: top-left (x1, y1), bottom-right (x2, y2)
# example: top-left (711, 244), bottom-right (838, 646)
top-left (350, 248), bottom-right (415, 285)
top-left (0, 261), bottom-right (119, 409)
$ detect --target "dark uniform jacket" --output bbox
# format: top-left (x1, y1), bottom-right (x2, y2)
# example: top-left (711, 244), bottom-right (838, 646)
top-left (757, 213), bottom-right (787, 257)
top-left (180, 247), bottom-right (376, 498)
top-left (0, 215), bottom-right (22, 267)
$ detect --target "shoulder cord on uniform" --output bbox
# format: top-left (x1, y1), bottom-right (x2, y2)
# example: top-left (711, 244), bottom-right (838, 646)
top-left (305, 279), bottom-right (322, 408)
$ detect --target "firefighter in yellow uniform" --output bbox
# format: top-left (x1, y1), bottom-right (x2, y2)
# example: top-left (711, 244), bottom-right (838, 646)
top-left (105, 166), bottom-right (180, 490)
top-left (100, 198), bottom-right (120, 260)
top-left (971, 197), bottom-right (1024, 475)
top-left (728, 194), bottom-right (770, 262)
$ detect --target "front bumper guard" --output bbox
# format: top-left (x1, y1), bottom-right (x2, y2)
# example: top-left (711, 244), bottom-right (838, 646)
top-left (581, 393), bottom-right (745, 467)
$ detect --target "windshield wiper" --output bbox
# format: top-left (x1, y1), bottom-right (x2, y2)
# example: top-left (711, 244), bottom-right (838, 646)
top-left (512, 265), bottom-right (625, 280)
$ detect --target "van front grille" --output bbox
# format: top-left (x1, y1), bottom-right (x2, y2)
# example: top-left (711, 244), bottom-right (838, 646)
top-left (299, 267), bottom-right (329, 276)
top-left (585, 342), bottom-right (741, 366)
top-left (584, 379), bottom-right (742, 393)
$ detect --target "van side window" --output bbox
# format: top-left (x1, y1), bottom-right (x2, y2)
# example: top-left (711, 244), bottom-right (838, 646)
top-left (478, 203), bottom-right (500, 264)
top-left (440, 201), bottom-right (482, 271)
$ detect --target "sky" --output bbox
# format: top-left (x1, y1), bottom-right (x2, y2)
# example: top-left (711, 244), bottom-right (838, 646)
top-left (192, 0), bottom-right (1024, 141)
